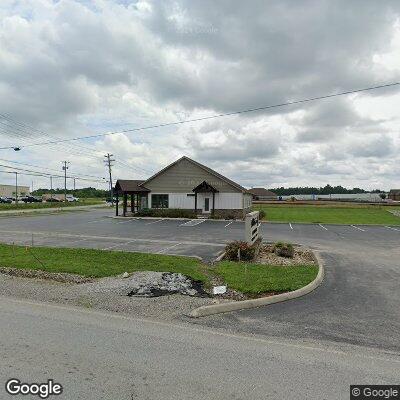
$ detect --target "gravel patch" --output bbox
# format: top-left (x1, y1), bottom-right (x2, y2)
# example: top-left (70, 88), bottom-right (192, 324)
top-left (0, 271), bottom-right (218, 321)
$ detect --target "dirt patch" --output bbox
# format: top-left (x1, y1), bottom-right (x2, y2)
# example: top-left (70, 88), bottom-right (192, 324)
top-left (0, 267), bottom-right (93, 284)
top-left (255, 244), bottom-right (317, 266)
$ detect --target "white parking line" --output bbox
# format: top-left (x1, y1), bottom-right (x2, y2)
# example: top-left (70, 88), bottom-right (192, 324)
top-left (319, 224), bottom-right (328, 231)
top-left (385, 226), bottom-right (400, 232)
top-left (157, 242), bottom-right (182, 254)
top-left (351, 225), bottom-right (365, 232)
top-left (224, 221), bottom-right (233, 227)
top-left (146, 219), bottom-right (163, 225)
top-left (180, 219), bottom-right (206, 227)
top-left (289, 223), bottom-right (293, 230)
top-left (87, 219), bottom-right (105, 224)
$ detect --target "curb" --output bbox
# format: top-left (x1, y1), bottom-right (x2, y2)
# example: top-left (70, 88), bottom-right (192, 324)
top-left (189, 251), bottom-right (325, 318)
top-left (0, 204), bottom-right (107, 216)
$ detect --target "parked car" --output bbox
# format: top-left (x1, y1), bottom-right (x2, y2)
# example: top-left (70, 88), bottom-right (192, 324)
top-left (46, 197), bottom-right (62, 203)
top-left (22, 196), bottom-right (42, 203)
top-left (66, 195), bottom-right (79, 202)
top-left (0, 196), bottom-right (12, 204)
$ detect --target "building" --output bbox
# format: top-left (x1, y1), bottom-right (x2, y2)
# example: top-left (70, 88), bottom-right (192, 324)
top-left (0, 184), bottom-right (30, 198)
top-left (42, 193), bottom-right (65, 202)
top-left (114, 156), bottom-right (253, 218)
top-left (248, 187), bottom-right (277, 201)
top-left (388, 189), bottom-right (400, 201)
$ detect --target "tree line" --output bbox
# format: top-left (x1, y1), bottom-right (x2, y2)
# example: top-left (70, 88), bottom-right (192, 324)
top-left (269, 185), bottom-right (385, 196)
top-left (32, 187), bottom-right (109, 198)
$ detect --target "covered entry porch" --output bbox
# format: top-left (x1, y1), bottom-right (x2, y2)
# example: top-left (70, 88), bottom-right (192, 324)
top-left (193, 180), bottom-right (218, 216)
top-left (114, 180), bottom-right (150, 217)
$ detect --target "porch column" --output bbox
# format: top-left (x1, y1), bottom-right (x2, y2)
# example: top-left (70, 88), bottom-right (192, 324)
top-left (130, 194), bottom-right (134, 213)
top-left (194, 192), bottom-right (197, 214)
top-left (115, 192), bottom-right (119, 216)
top-left (212, 191), bottom-right (215, 216)
top-left (123, 193), bottom-right (127, 217)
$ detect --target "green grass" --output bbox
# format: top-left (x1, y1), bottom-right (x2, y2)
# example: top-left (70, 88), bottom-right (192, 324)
top-left (253, 204), bottom-right (400, 225)
top-left (0, 199), bottom-right (104, 211)
top-left (215, 261), bottom-right (318, 294)
top-left (0, 243), bottom-right (206, 282)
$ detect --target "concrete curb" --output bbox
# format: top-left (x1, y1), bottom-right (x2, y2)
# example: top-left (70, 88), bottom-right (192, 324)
top-left (189, 251), bottom-right (325, 318)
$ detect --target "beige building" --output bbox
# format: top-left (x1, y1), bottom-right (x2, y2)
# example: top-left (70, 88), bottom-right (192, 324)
top-left (115, 156), bottom-right (253, 218)
top-left (0, 184), bottom-right (30, 198)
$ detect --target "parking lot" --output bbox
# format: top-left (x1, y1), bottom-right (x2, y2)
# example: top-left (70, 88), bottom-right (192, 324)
top-left (0, 208), bottom-right (400, 261)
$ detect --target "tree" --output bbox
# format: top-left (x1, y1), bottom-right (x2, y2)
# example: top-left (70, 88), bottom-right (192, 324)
top-left (379, 193), bottom-right (387, 200)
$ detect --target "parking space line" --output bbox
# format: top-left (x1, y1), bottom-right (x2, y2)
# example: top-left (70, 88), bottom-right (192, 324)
top-left (319, 224), bottom-right (328, 231)
top-left (180, 219), bottom-right (206, 227)
top-left (157, 242), bottom-right (182, 254)
top-left (289, 223), bottom-right (293, 230)
top-left (385, 226), bottom-right (400, 232)
top-left (146, 219), bottom-right (163, 225)
top-left (87, 219), bottom-right (105, 224)
top-left (351, 225), bottom-right (365, 232)
top-left (224, 221), bottom-right (233, 227)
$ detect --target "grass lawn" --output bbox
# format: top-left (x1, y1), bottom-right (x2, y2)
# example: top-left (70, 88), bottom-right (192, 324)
top-left (253, 204), bottom-right (400, 225)
top-left (0, 243), bottom-right (206, 282)
top-left (215, 261), bottom-right (318, 294)
top-left (0, 198), bottom-right (104, 211)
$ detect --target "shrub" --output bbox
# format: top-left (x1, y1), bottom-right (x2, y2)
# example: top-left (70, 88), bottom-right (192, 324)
top-left (274, 242), bottom-right (294, 258)
top-left (258, 210), bottom-right (266, 219)
top-left (135, 208), bottom-right (197, 218)
top-left (225, 240), bottom-right (256, 261)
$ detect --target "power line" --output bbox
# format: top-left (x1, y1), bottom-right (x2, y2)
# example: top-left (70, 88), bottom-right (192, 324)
top-left (0, 81), bottom-right (398, 150)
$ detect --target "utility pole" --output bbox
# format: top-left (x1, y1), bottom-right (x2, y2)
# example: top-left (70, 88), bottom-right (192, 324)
top-left (104, 154), bottom-right (115, 205)
top-left (73, 178), bottom-right (76, 191)
top-left (14, 172), bottom-right (18, 204)
top-left (62, 161), bottom-right (70, 202)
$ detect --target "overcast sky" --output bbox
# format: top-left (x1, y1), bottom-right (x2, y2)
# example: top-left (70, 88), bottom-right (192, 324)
top-left (0, 0), bottom-right (400, 191)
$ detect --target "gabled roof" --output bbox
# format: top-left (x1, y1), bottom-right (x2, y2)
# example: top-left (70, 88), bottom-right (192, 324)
top-left (248, 188), bottom-right (277, 197)
top-left (115, 180), bottom-right (150, 193)
top-left (141, 156), bottom-right (249, 193)
top-left (389, 189), bottom-right (400, 194)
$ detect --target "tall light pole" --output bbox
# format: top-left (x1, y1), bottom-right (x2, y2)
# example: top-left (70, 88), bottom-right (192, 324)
top-left (62, 161), bottom-right (70, 202)
top-left (50, 176), bottom-right (53, 201)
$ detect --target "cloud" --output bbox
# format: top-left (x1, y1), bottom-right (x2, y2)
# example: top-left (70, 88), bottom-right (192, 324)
top-left (0, 0), bottom-right (400, 190)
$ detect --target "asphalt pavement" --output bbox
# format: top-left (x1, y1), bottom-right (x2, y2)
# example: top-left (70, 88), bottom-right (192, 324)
top-left (0, 209), bottom-right (399, 353)
top-left (0, 297), bottom-right (398, 400)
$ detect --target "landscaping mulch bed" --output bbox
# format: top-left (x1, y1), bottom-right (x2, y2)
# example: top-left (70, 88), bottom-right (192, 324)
top-left (255, 244), bottom-right (317, 266)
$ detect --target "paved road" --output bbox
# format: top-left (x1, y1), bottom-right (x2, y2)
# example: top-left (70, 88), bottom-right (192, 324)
top-left (0, 297), bottom-right (398, 400)
top-left (1, 209), bottom-right (399, 353)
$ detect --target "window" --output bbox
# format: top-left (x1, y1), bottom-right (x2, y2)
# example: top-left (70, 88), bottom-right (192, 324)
top-left (152, 194), bottom-right (169, 208)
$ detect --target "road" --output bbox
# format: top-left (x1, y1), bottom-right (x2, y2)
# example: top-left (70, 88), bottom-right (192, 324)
top-left (0, 296), bottom-right (398, 400)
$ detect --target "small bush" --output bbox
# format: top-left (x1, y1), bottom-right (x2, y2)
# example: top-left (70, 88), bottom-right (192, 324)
top-left (225, 240), bottom-right (256, 261)
top-left (258, 210), bottom-right (266, 219)
top-left (135, 208), bottom-right (197, 218)
top-left (274, 242), bottom-right (294, 258)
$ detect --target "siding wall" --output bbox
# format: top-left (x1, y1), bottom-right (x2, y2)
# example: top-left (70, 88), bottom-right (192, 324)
top-left (144, 158), bottom-right (241, 193)
top-left (149, 192), bottom-right (244, 210)
top-left (0, 184), bottom-right (30, 197)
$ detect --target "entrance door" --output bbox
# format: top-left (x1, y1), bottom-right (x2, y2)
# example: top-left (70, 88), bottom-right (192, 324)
top-left (204, 197), bottom-right (210, 212)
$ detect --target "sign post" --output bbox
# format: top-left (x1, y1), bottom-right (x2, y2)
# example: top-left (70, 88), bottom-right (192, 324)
top-left (245, 211), bottom-right (260, 244)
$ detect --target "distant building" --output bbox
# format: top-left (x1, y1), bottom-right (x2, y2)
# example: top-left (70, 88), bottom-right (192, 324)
top-left (0, 184), bottom-right (30, 198)
top-left (388, 189), bottom-right (400, 201)
top-left (42, 193), bottom-right (65, 202)
top-left (248, 188), bottom-right (277, 201)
